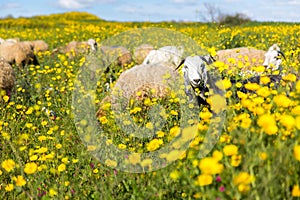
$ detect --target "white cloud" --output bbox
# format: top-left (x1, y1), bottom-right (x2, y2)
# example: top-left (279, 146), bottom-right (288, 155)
top-left (170, 0), bottom-right (198, 4)
top-left (0, 3), bottom-right (21, 10)
top-left (57, 0), bottom-right (115, 10)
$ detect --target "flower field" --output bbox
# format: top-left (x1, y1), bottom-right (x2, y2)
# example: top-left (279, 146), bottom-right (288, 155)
top-left (1, 12), bottom-right (300, 199)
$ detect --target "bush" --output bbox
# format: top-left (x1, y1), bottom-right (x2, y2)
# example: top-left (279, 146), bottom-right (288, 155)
top-left (219, 13), bottom-right (251, 26)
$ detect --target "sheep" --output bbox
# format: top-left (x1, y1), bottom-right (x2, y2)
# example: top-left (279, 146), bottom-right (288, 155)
top-left (215, 44), bottom-right (285, 76)
top-left (0, 41), bottom-right (39, 69)
top-left (133, 44), bottom-right (154, 64)
top-left (0, 57), bottom-right (15, 101)
top-left (175, 55), bottom-right (215, 106)
top-left (96, 62), bottom-right (180, 118)
top-left (100, 45), bottom-right (132, 67)
top-left (52, 38), bottom-right (97, 58)
top-left (0, 37), bottom-right (20, 44)
top-left (142, 45), bottom-right (184, 69)
top-left (30, 40), bottom-right (49, 52)
top-left (176, 54), bottom-right (295, 109)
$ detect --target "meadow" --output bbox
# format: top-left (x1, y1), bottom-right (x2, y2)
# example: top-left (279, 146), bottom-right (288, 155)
top-left (1, 12), bottom-right (300, 199)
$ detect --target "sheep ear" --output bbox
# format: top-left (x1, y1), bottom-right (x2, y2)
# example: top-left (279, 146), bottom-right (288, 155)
top-left (174, 59), bottom-right (185, 71)
top-left (278, 51), bottom-right (286, 60)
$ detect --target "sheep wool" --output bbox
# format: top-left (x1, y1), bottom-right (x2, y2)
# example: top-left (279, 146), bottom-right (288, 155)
top-left (0, 57), bottom-right (15, 97)
top-left (30, 40), bottom-right (49, 52)
top-left (0, 41), bottom-right (38, 68)
top-left (96, 62), bottom-right (180, 118)
top-left (133, 44), bottom-right (154, 64)
top-left (100, 46), bottom-right (132, 66)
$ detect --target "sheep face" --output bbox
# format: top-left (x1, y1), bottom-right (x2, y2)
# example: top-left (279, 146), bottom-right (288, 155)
top-left (263, 44), bottom-right (284, 70)
top-left (182, 55), bottom-right (210, 89)
top-left (87, 39), bottom-right (97, 51)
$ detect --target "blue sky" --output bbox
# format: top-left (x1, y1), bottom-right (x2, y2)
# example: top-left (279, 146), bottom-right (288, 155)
top-left (0, 0), bottom-right (299, 22)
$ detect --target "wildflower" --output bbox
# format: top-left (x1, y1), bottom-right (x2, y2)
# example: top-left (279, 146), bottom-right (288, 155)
top-left (1, 159), bottom-right (15, 172)
top-left (170, 170), bottom-right (180, 180)
top-left (13, 175), bottom-right (26, 187)
top-left (99, 116), bottom-right (108, 124)
top-left (207, 94), bottom-right (226, 113)
top-left (147, 139), bottom-right (162, 151)
top-left (294, 145), bottom-right (300, 161)
top-left (105, 159), bottom-right (117, 168)
top-left (259, 152), bottom-right (267, 160)
top-left (215, 78), bottom-right (232, 90)
top-left (279, 115), bottom-right (295, 129)
top-left (244, 82), bottom-right (260, 91)
top-left (292, 185), bottom-right (300, 197)
top-left (128, 153), bottom-right (141, 165)
top-left (296, 116), bottom-right (300, 130)
top-left (212, 150), bottom-right (223, 161)
top-left (118, 144), bottom-right (127, 149)
top-left (257, 114), bottom-right (278, 135)
top-left (291, 106), bottom-right (300, 115)
top-left (58, 164), bottom-right (66, 172)
top-left (199, 157), bottom-right (223, 175)
top-left (24, 162), bottom-right (38, 174)
top-left (196, 174), bottom-right (213, 186)
top-left (296, 81), bottom-right (300, 93)
top-left (5, 184), bottom-right (14, 191)
top-left (231, 154), bottom-right (242, 167)
top-left (169, 126), bottom-right (180, 138)
top-left (273, 94), bottom-right (292, 108)
top-left (223, 144), bottom-right (238, 156)
top-left (49, 188), bottom-right (57, 197)
top-left (233, 172), bottom-right (255, 193)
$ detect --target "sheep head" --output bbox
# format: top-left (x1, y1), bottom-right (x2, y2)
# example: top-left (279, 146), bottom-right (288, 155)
top-left (263, 44), bottom-right (286, 70)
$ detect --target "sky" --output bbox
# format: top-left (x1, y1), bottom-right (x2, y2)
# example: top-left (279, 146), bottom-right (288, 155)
top-left (0, 0), bottom-right (300, 22)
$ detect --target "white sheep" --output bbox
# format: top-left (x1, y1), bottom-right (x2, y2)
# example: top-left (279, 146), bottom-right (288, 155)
top-left (0, 57), bottom-right (15, 101)
top-left (133, 44), bottom-right (154, 64)
top-left (100, 45), bottom-right (132, 67)
top-left (0, 41), bottom-right (39, 69)
top-left (52, 38), bottom-right (97, 58)
top-left (96, 62), bottom-right (180, 118)
top-left (30, 40), bottom-right (49, 52)
top-left (215, 44), bottom-right (285, 76)
top-left (175, 55), bottom-right (214, 105)
top-left (0, 37), bottom-right (20, 44)
top-left (142, 45), bottom-right (184, 69)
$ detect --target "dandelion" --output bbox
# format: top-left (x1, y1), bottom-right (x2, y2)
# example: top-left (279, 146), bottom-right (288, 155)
top-left (223, 144), bottom-right (238, 156)
top-left (215, 78), bottom-right (232, 90)
top-left (293, 145), bottom-right (300, 161)
top-left (273, 94), bottom-right (292, 108)
top-left (231, 154), bottom-right (242, 167)
top-left (196, 174), bottom-right (213, 186)
top-left (233, 172), bottom-right (255, 193)
top-left (24, 162), bottom-right (38, 174)
top-left (58, 163), bottom-right (66, 172)
top-left (5, 184), bottom-right (14, 192)
top-left (257, 114), bottom-right (278, 135)
top-left (170, 170), bottom-right (180, 180)
top-left (49, 188), bottom-right (57, 197)
top-left (292, 185), bottom-right (300, 197)
top-left (147, 139), bottom-right (162, 151)
top-left (128, 153), bottom-right (141, 165)
top-left (279, 115), bottom-right (295, 129)
top-left (1, 159), bottom-right (15, 172)
top-left (199, 157), bottom-right (223, 175)
top-left (13, 175), bottom-right (26, 187)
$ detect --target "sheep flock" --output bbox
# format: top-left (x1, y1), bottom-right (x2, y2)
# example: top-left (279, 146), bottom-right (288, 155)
top-left (0, 36), bottom-right (293, 118)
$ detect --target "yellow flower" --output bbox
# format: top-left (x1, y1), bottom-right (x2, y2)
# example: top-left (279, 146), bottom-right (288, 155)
top-left (128, 153), bottom-right (141, 165)
top-left (5, 184), bottom-right (14, 191)
top-left (273, 94), bottom-right (292, 108)
top-left (169, 126), bottom-right (180, 138)
top-left (207, 94), bottom-right (226, 113)
top-left (118, 144), bottom-right (127, 149)
top-left (105, 159), bottom-right (117, 168)
top-left (147, 139), bottom-right (162, 151)
top-left (231, 154), bottom-right (242, 167)
top-left (1, 159), bottom-right (15, 172)
top-left (170, 170), bottom-right (180, 180)
top-left (260, 76), bottom-right (270, 84)
top-left (223, 144), bottom-right (238, 156)
top-left (233, 172), bottom-right (254, 193)
top-left (257, 114), bottom-right (278, 135)
top-left (99, 116), bottom-right (108, 124)
top-left (244, 82), bottom-right (260, 91)
top-left (197, 174), bottom-right (213, 186)
top-left (199, 157), bottom-right (223, 175)
top-left (13, 175), bottom-right (26, 187)
top-left (296, 116), bottom-right (300, 130)
top-left (49, 188), bottom-right (57, 197)
top-left (279, 115), bottom-right (295, 129)
top-left (259, 152), bottom-right (267, 160)
top-left (294, 145), bottom-right (300, 161)
top-left (58, 164), bottom-right (66, 172)
top-left (215, 78), bottom-right (232, 90)
top-left (256, 86), bottom-right (271, 97)
top-left (296, 80), bottom-right (300, 93)
top-left (212, 150), bottom-right (223, 161)
top-left (24, 162), bottom-right (38, 174)
top-left (292, 185), bottom-right (300, 197)
top-left (291, 106), bottom-right (300, 115)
